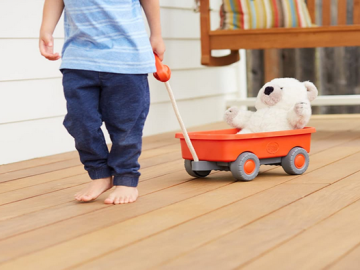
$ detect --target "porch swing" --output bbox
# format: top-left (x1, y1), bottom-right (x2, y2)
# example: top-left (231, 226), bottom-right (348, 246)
top-left (199, 0), bottom-right (360, 66)
top-left (196, 0), bottom-right (360, 106)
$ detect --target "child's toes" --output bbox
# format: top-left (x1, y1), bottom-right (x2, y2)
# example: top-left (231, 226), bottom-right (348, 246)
top-left (104, 194), bottom-right (116, 204)
top-left (114, 197), bottom-right (122, 205)
top-left (81, 195), bottom-right (93, 202)
top-left (120, 197), bottom-right (126, 204)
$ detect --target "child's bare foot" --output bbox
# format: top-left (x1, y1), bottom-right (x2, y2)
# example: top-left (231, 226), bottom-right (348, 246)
top-left (75, 177), bottom-right (112, 202)
top-left (104, 186), bottom-right (138, 205)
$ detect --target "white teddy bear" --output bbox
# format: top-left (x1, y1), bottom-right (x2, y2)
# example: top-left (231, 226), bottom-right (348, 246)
top-left (224, 78), bottom-right (318, 134)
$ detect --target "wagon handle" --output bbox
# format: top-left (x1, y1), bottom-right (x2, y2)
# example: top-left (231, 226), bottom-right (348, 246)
top-left (153, 54), bottom-right (171, 82)
top-left (153, 54), bottom-right (199, 162)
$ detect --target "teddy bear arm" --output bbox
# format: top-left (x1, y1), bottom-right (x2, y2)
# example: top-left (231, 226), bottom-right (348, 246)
top-left (232, 110), bottom-right (253, 128)
top-left (287, 102), bottom-right (312, 129)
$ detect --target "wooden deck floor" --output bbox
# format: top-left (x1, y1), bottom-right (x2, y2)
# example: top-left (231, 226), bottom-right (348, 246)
top-left (1, 115), bottom-right (360, 270)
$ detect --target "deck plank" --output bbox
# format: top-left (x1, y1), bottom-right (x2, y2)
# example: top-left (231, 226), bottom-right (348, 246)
top-left (0, 162), bottom-right (187, 222)
top-left (59, 152), bottom-right (360, 270)
top-left (23, 149), bottom-right (360, 270)
top-left (0, 128), bottom-right (350, 201)
top-left (1, 134), bottom-right (360, 267)
top-left (0, 127), bottom-right (356, 227)
top-left (0, 159), bottom-right (82, 183)
top-left (155, 171), bottom-right (360, 270)
top-left (0, 172), bottom-right (233, 264)
top-left (0, 151), bottom-right (78, 175)
top-left (0, 183), bottom-right (327, 270)
top-left (0, 145), bottom-right (180, 183)
top-left (0, 118), bottom-right (356, 183)
top-left (1, 121), bottom-right (358, 200)
top-left (327, 244), bottom-right (360, 270)
top-left (0, 160), bottom-right (185, 206)
top-left (0, 165), bottom-right (84, 194)
top-left (0, 168), bottom-right (274, 241)
top-left (0, 144), bottom-right (182, 195)
top-left (0, 117), bottom-right (355, 178)
top-left (1, 116), bottom-right (360, 269)
top-left (241, 199), bottom-right (360, 270)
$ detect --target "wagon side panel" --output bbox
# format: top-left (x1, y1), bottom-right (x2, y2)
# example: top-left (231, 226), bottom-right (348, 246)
top-left (179, 133), bottom-right (312, 162)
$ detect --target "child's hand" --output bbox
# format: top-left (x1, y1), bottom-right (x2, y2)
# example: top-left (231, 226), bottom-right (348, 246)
top-left (39, 32), bottom-right (61, 61)
top-left (150, 35), bottom-right (165, 61)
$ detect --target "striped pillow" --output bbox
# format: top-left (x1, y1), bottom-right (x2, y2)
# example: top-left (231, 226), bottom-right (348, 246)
top-left (220, 0), bottom-right (313, 30)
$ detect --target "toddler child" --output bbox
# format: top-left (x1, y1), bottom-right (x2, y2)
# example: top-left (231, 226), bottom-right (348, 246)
top-left (39, 0), bottom-right (165, 204)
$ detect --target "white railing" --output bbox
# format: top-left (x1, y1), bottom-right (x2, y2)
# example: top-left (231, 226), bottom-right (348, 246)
top-left (227, 95), bottom-right (360, 107)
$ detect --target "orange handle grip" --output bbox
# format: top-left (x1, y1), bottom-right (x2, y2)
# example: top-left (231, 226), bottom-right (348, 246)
top-left (153, 54), bottom-right (171, 82)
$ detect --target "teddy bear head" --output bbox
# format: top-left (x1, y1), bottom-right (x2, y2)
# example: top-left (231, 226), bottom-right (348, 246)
top-left (255, 78), bottom-right (318, 111)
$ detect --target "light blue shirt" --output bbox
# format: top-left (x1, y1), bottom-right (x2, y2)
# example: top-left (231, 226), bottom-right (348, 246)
top-left (60, 0), bottom-right (156, 74)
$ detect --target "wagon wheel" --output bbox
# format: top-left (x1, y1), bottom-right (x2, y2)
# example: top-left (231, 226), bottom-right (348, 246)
top-left (230, 152), bottom-right (260, 181)
top-left (281, 147), bottom-right (309, 175)
top-left (184, 160), bottom-right (211, 178)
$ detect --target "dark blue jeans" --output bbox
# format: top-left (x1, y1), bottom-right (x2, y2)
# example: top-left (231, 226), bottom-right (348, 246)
top-left (61, 69), bottom-right (150, 187)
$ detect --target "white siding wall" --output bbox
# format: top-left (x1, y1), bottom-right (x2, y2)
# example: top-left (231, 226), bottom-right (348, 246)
top-left (0, 0), bottom-right (246, 165)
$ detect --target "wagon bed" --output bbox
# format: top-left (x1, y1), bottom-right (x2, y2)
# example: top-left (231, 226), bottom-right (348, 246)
top-left (176, 127), bottom-right (316, 181)
top-left (175, 127), bottom-right (316, 162)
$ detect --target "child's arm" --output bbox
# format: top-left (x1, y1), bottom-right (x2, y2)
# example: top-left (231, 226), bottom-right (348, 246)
top-left (39, 0), bottom-right (64, 61)
top-left (140, 0), bottom-right (166, 60)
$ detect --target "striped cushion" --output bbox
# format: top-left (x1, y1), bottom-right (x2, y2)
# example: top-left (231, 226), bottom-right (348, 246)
top-left (220, 0), bottom-right (313, 30)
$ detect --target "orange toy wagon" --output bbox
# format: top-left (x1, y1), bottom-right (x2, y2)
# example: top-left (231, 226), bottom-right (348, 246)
top-left (175, 127), bottom-right (316, 181)
top-left (153, 54), bottom-right (316, 181)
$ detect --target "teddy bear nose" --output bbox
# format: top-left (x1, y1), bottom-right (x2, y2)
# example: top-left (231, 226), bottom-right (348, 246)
top-left (264, 86), bottom-right (274, 95)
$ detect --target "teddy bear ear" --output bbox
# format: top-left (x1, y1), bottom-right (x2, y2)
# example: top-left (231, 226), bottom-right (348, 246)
top-left (303, 81), bottom-right (318, 102)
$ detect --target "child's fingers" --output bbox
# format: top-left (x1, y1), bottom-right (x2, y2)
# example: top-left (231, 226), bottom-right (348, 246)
top-left (154, 49), bottom-right (164, 61)
top-left (47, 54), bottom-right (61, 61)
top-left (40, 50), bottom-right (59, 60)
top-left (157, 52), bottom-right (164, 61)
top-left (39, 39), bottom-right (61, 60)
top-left (41, 49), bottom-right (60, 60)
top-left (46, 53), bottom-right (61, 61)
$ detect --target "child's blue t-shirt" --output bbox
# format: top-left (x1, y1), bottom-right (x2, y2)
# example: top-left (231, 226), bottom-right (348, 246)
top-left (60, 0), bottom-right (156, 74)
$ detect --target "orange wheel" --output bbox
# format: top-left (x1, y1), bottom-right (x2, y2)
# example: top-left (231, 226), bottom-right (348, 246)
top-left (230, 152), bottom-right (260, 181)
top-left (294, 154), bottom-right (306, 169)
top-left (244, 159), bottom-right (256, 174)
top-left (281, 147), bottom-right (309, 175)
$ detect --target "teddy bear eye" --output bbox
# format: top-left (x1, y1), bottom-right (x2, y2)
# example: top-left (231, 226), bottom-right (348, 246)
top-left (280, 87), bottom-right (283, 90)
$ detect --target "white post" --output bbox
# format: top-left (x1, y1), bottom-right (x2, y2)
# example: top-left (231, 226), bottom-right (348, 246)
top-left (238, 49), bottom-right (248, 111)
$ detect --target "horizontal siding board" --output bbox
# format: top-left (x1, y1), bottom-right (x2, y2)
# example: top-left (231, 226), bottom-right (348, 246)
top-left (160, 0), bottom-right (222, 10)
top-left (0, 0), bottom-right (64, 38)
top-left (160, 0), bottom-right (195, 9)
top-left (0, 79), bottom-right (66, 124)
top-left (0, 117), bottom-right (76, 165)
top-left (158, 8), bottom-right (221, 38)
top-left (159, 9), bottom-right (200, 39)
top-left (148, 66), bottom-right (239, 103)
top-left (0, 39), bottom-right (63, 81)
top-left (144, 95), bottom-right (232, 135)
